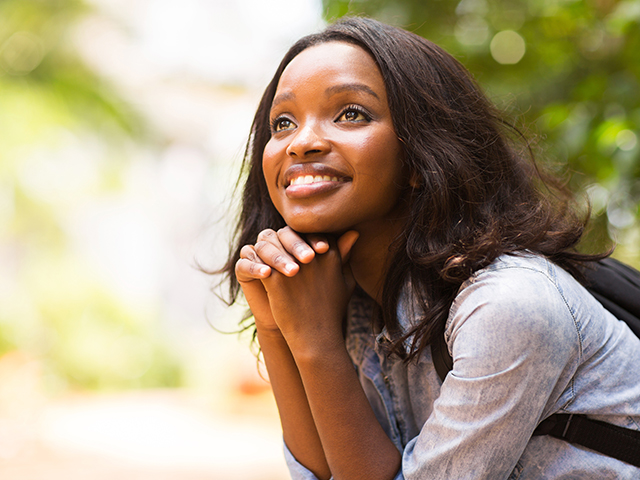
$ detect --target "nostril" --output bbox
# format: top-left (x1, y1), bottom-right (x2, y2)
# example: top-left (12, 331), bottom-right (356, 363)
top-left (287, 148), bottom-right (322, 158)
top-left (286, 144), bottom-right (298, 157)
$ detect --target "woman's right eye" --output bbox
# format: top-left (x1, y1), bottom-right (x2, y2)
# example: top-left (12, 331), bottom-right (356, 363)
top-left (271, 117), bottom-right (296, 133)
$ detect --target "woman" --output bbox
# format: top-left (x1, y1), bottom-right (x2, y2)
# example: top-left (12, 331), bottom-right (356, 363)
top-left (222, 17), bottom-right (640, 479)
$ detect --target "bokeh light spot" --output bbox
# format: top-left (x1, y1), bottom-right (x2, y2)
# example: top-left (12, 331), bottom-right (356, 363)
top-left (0, 32), bottom-right (44, 75)
top-left (455, 16), bottom-right (490, 46)
top-left (586, 184), bottom-right (610, 215)
top-left (490, 30), bottom-right (526, 64)
top-left (616, 129), bottom-right (638, 151)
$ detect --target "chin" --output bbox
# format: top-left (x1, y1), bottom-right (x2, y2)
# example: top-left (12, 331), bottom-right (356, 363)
top-left (284, 218), bottom-right (345, 236)
top-left (287, 223), bottom-right (327, 235)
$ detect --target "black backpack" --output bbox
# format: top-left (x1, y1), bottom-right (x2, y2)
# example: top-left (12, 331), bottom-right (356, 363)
top-left (430, 257), bottom-right (640, 468)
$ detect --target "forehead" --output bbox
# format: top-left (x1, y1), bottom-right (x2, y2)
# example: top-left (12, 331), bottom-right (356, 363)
top-left (275, 41), bottom-right (386, 98)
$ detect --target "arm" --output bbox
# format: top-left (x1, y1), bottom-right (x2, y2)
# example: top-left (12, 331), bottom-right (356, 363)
top-left (258, 329), bottom-right (331, 479)
top-left (236, 231), bottom-right (330, 479)
top-left (400, 264), bottom-right (581, 479)
top-left (255, 229), bottom-right (401, 480)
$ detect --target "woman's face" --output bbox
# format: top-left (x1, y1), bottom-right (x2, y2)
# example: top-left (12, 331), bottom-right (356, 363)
top-left (262, 41), bottom-right (407, 235)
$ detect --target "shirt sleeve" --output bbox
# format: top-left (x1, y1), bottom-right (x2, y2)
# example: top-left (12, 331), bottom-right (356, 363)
top-left (401, 264), bottom-right (581, 479)
top-left (283, 441), bottom-right (324, 480)
top-left (284, 439), bottom-right (405, 480)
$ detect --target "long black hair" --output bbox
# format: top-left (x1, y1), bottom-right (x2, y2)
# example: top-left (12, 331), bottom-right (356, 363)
top-left (220, 17), bottom-right (602, 360)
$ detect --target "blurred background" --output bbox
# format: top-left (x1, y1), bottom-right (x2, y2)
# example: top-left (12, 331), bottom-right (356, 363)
top-left (0, 0), bottom-right (638, 479)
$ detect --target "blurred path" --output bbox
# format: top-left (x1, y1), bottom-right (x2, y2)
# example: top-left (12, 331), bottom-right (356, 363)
top-left (0, 383), bottom-right (288, 480)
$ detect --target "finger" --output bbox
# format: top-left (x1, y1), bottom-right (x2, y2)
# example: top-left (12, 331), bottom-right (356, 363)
top-left (306, 234), bottom-right (330, 254)
top-left (337, 230), bottom-right (360, 263)
top-left (255, 228), bottom-right (300, 274)
top-left (235, 257), bottom-right (271, 283)
top-left (276, 226), bottom-right (315, 264)
top-left (256, 228), bottom-right (281, 245)
top-left (237, 245), bottom-right (273, 282)
top-left (240, 244), bottom-right (264, 263)
top-left (254, 239), bottom-right (299, 276)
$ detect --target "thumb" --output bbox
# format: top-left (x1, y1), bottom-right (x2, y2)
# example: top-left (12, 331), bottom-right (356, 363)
top-left (337, 230), bottom-right (359, 264)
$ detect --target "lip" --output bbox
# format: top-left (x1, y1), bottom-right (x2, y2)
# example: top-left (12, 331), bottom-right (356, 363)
top-left (282, 163), bottom-right (351, 199)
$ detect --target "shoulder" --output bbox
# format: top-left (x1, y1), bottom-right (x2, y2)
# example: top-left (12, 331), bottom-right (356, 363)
top-left (459, 252), bottom-right (560, 294)
top-left (449, 253), bottom-right (573, 324)
top-left (445, 253), bottom-right (581, 373)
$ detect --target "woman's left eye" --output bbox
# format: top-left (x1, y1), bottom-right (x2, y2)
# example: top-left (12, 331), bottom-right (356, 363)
top-left (337, 107), bottom-right (370, 123)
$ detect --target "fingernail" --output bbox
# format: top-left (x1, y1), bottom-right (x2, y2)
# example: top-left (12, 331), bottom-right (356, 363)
top-left (316, 241), bottom-right (328, 249)
top-left (259, 266), bottom-right (269, 276)
top-left (284, 264), bottom-right (296, 274)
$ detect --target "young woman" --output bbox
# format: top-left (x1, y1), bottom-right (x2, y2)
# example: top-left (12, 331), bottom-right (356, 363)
top-left (222, 17), bottom-right (640, 480)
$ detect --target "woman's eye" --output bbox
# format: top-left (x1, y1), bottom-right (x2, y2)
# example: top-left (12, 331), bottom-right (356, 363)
top-left (338, 108), bottom-right (369, 123)
top-left (272, 117), bottom-right (295, 132)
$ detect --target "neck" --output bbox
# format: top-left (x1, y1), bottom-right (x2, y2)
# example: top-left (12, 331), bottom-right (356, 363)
top-left (347, 218), bottom-right (403, 305)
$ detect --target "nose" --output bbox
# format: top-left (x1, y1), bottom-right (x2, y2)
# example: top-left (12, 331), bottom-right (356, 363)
top-left (285, 123), bottom-right (330, 158)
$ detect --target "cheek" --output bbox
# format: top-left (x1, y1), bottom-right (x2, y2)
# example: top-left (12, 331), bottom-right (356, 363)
top-left (262, 143), bottom-right (279, 186)
top-left (362, 133), bottom-right (405, 182)
top-left (261, 158), bottom-right (286, 220)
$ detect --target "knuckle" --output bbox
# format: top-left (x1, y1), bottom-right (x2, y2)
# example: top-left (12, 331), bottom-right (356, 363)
top-left (235, 259), bottom-right (250, 278)
top-left (248, 262), bottom-right (259, 275)
top-left (254, 240), bottom-right (268, 252)
top-left (273, 254), bottom-right (286, 266)
top-left (292, 240), bottom-right (307, 252)
top-left (257, 229), bottom-right (275, 241)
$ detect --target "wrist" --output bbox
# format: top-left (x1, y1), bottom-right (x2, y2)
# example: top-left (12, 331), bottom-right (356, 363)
top-left (256, 323), bottom-right (286, 341)
top-left (287, 332), bottom-right (348, 366)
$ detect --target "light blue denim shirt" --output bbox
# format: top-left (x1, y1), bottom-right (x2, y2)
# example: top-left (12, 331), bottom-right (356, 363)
top-left (284, 253), bottom-right (640, 479)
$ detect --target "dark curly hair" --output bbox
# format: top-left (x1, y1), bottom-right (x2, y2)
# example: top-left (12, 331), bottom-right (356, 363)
top-left (220, 17), bottom-right (602, 360)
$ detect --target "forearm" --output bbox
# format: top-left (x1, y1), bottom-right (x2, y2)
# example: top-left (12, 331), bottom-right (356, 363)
top-left (291, 340), bottom-right (402, 480)
top-left (247, 232), bottom-right (398, 479)
top-left (257, 327), bottom-right (331, 480)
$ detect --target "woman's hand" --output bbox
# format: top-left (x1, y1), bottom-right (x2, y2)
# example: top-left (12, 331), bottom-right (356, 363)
top-left (235, 227), bottom-right (335, 333)
top-left (258, 229), bottom-right (360, 353)
top-left (236, 226), bottom-right (358, 338)
top-left (235, 243), bottom-right (278, 332)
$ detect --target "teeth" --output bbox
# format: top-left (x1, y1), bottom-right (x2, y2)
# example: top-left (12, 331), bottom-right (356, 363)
top-left (289, 174), bottom-right (343, 186)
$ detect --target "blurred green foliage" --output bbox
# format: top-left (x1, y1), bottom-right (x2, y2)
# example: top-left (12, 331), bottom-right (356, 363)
top-left (0, 0), bottom-right (141, 135)
top-left (0, 0), bottom-right (182, 391)
top-left (323, 0), bottom-right (640, 264)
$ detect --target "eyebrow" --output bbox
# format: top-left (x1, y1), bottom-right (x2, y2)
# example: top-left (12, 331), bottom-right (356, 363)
top-left (271, 82), bottom-right (380, 110)
top-left (325, 83), bottom-right (380, 99)
top-left (271, 91), bottom-right (295, 109)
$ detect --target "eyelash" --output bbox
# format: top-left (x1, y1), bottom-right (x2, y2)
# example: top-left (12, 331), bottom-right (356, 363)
top-left (269, 105), bottom-right (372, 134)
top-left (338, 105), bottom-right (372, 123)
top-left (270, 116), bottom-right (294, 133)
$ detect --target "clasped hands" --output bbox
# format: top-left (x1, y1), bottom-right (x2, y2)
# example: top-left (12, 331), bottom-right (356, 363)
top-left (235, 226), bottom-right (359, 352)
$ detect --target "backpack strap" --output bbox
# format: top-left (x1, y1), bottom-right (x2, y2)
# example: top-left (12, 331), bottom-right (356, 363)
top-left (429, 337), bottom-right (640, 468)
top-left (431, 330), bottom-right (452, 384)
top-left (533, 414), bottom-right (640, 468)
top-left (583, 258), bottom-right (640, 337)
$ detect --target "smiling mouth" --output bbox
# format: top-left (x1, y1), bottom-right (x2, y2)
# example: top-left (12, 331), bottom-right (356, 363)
top-left (288, 174), bottom-right (345, 187)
